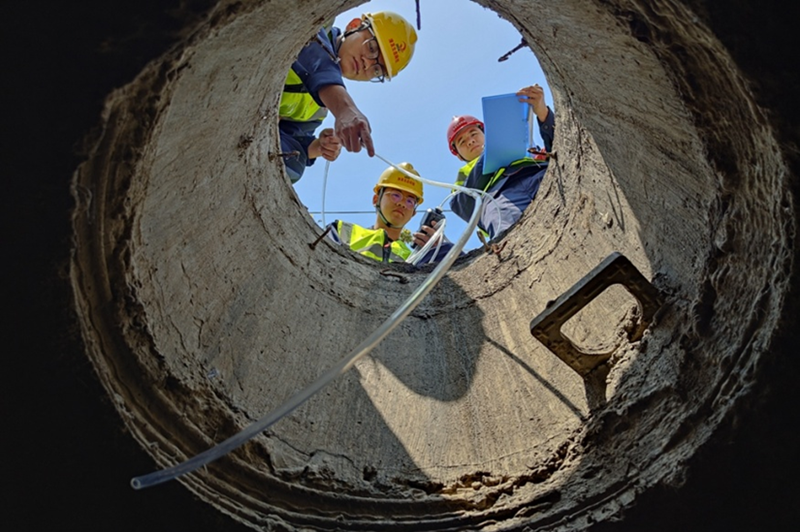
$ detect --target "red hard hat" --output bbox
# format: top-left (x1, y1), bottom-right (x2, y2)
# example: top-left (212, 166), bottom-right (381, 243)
top-left (447, 115), bottom-right (484, 157)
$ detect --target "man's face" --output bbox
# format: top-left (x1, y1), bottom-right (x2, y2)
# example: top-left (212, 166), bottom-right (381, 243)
top-left (454, 125), bottom-right (485, 162)
top-left (374, 187), bottom-right (418, 227)
top-left (338, 27), bottom-right (387, 82)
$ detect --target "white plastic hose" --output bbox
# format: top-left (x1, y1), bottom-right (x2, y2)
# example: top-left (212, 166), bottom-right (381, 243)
top-left (130, 154), bottom-right (484, 490)
top-left (321, 159), bottom-right (330, 226)
top-left (407, 216), bottom-right (446, 266)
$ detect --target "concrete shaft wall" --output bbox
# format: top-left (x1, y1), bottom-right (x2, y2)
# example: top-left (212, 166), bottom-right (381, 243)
top-left (67, 0), bottom-right (794, 530)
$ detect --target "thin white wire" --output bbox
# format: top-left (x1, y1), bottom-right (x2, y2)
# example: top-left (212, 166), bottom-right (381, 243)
top-left (130, 153), bottom-right (484, 490)
top-left (528, 104), bottom-right (534, 153)
top-left (321, 160), bottom-right (330, 227)
top-left (373, 154), bottom-right (503, 234)
top-left (322, 155), bottom-right (501, 241)
top-left (407, 216), bottom-right (447, 266)
top-left (441, 182), bottom-right (503, 241)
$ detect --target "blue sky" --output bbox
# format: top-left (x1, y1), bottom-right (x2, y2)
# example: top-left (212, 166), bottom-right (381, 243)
top-left (293, 0), bottom-right (551, 251)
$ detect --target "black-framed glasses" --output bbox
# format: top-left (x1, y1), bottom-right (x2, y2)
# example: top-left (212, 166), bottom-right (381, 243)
top-left (362, 26), bottom-right (386, 83)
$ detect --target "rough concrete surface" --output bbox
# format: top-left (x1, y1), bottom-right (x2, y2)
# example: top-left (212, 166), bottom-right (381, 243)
top-left (5, 0), bottom-right (799, 531)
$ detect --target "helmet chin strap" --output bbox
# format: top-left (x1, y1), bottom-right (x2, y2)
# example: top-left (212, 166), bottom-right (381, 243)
top-left (375, 189), bottom-right (400, 228)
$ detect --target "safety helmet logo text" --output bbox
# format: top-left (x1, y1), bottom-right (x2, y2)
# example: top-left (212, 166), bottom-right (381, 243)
top-left (388, 38), bottom-right (402, 64)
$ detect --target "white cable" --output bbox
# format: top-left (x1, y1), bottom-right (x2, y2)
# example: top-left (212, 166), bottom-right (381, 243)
top-left (130, 154), bottom-right (484, 490)
top-left (528, 104), bottom-right (535, 153)
top-left (440, 188), bottom-right (501, 231)
top-left (374, 154), bottom-right (486, 197)
top-left (374, 154), bottom-right (505, 237)
top-left (407, 216), bottom-right (447, 266)
top-left (321, 159), bottom-right (330, 226)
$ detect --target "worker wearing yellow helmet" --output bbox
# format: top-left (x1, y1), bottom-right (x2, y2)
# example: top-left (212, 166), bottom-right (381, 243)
top-left (279, 12), bottom-right (418, 182)
top-left (325, 163), bottom-right (450, 265)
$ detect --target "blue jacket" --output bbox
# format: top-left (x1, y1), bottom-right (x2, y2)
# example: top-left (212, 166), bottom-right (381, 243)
top-left (279, 27), bottom-right (345, 182)
top-left (450, 107), bottom-right (556, 239)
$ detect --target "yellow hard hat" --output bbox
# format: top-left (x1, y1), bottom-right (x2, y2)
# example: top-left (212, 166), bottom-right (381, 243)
top-left (363, 11), bottom-right (417, 80)
top-left (374, 162), bottom-right (423, 205)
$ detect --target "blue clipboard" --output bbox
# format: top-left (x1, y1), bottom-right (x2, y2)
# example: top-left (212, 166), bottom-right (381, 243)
top-left (481, 93), bottom-right (530, 174)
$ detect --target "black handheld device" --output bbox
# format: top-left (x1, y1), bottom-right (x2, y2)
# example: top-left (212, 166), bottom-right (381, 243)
top-left (412, 207), bottom-right (445, 249)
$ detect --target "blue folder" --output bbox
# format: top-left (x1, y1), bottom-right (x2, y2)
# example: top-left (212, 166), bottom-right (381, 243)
top-left (481, 93), bottom-right (530, 174)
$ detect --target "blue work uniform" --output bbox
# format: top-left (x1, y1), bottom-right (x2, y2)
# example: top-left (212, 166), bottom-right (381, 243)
top-left (450, 108), bottom-right (556, 240)
top-left (279, 27), bottom-right (344, 183)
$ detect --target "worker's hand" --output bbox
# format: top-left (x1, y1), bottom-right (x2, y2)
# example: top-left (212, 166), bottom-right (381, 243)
top-left (334, 109), bottom-right (374, 156)
top-left (413, 220), bottom-right (441, 248)
top-left (318, 84), bottom-right (375, 156)
top-left (517, 83), bottom-right (549, 121)
top-left (517, 83), bottom-right (544, 106)
top-left (317, 128), bottom-right (341, 161)
top-left (307, 129), bottom-right (342, 162)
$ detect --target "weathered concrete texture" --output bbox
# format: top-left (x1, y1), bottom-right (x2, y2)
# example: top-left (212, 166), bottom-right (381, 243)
top-left (68, 0), bottom-right (795, 530)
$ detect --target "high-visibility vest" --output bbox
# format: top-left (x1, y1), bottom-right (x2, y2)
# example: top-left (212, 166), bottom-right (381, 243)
top-left (336, 221), bottom-right (411, 263)
top-left (455, 157), bottom-right (547, 192)
top-left (279, 68), bottom-right (329, 123)
top-left (454, 158), bottom-right (481, 188)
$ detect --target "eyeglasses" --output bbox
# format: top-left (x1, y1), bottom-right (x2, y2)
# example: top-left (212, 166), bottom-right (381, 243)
top-left (385, 190), bottom-right (418, 209)
top-left (362, 26), bottom-right (386, 83)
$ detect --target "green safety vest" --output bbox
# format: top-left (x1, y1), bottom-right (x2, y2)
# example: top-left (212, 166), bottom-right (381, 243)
top-left (336, 221), bottom-right (411, 263)
top-left (455, 157), bottom-right (545, 192)
top-left (279, 68), bottom-right (329, 123)
top-left (454, 156), bottom-right (547, 240)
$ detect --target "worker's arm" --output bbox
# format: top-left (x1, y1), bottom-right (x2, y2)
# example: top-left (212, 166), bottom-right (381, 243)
top-left (449, 159), bottom-right (483, 224)
top-left (293, 28), bottom-right (374, 155)
top-left (538, 106), bottom-right (556, 153)
top-left (318, 84), bottom-right (374, 156)
top-left (450, 192), bottom-right (475, 225)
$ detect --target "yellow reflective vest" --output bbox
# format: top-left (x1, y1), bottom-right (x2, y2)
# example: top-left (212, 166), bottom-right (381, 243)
top-left (279, 69), bottom-right (329, 123)
top-left (454, 157), bottom-right (544, 192)
top-left (335, 221), bottom-right (411, 263)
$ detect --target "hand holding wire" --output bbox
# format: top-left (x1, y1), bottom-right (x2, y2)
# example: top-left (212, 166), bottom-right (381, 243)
top-left (413, 219), bottom-right (442, 248)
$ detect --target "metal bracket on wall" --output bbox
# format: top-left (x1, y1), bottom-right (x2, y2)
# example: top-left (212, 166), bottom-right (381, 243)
top-left (530, 252), bottom-right (663, 378)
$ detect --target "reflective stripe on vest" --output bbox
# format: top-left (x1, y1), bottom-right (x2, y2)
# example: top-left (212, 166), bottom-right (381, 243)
top-left (279, 69), bottom-right (329, 123)
top-left (337, 221), bottom-right (411, 263)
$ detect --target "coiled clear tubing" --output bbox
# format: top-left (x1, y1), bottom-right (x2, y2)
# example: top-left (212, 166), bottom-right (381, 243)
top-left (130, 155), bottom-right (489, 489)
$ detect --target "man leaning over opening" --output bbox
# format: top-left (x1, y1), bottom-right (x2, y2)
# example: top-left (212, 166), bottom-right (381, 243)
top-left (279, 12), bottom-right (417, 182)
